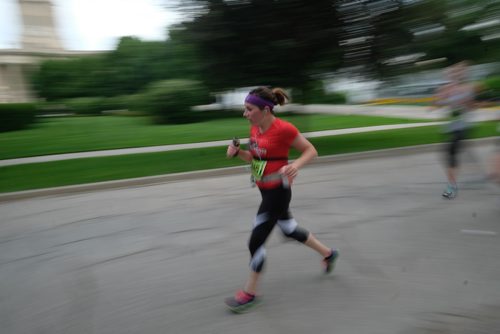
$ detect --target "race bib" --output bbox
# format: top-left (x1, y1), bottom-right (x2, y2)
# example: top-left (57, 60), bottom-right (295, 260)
top-left (251, 159), bottom-right (267, 181)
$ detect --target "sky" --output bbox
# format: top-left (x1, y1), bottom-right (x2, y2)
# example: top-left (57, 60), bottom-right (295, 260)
top-left (0, 0), bottom-right (183, 50)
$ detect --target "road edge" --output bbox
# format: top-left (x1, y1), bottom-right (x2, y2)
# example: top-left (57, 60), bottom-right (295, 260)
top-left (0, 137), bottom-right (496, 203)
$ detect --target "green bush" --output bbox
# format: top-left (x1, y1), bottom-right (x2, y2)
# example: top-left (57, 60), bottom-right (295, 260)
top-left (63, 97), bottom-right (106, 115)
top-left (191, 108), bottom-right (245, 121)
top-left (300, 81), bottom-right (347, 104)
top-left (141, 79), bottom-right (211, 124)
top-left (42, 95), bottom-right (151, 117)
top-left (317, 92), bottom-right (347, 104)
top-left (0, 103), bottom-right (37, 132)
top-left (101, 95), bottom-right (129, 111)
top-left (97, 95), bottom-right (148, 116)
top-left (36, 101), bottom-right (72, 115)
top-left (484, 76), bottom-right (500, 90)
top-left (122, 94), bottom-right (149, 114)
top-left (477, 76), bottom-right (500, 102)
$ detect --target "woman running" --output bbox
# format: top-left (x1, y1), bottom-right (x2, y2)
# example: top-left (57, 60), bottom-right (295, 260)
top-left (434, 61), bottom-right (477, 199)
top-left (224, 86), bottom-right (339, 313)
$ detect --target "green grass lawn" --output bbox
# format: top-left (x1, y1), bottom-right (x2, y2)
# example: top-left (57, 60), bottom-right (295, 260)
top-left (0, 114), bottom-right (433, 160)
top-left (0, 121), bottom-right (496, 193)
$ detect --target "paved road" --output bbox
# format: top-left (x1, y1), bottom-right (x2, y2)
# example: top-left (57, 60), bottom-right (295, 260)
top-left (1, 144), bottom-right (499, 334)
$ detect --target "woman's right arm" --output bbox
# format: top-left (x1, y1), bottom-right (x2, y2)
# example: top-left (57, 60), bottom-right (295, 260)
top-left (227, 145), bottom-right (253, 162)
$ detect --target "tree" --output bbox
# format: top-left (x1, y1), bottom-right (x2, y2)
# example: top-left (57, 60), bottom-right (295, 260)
top-left (32, 55), bottom-right (108, 100)
top-left (354, 0), bottom-right (500, 76)
top-left (32, 34), bottom-right (204, 101)
top-left (176, 0), bottom-right (342, 93)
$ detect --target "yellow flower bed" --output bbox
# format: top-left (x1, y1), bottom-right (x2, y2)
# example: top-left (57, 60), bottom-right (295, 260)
top-left (364, 97), bottom-right (435, 105)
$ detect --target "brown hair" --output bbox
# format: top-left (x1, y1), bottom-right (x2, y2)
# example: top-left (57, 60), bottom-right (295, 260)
top-left (249, 87), bottom-right (289, 110)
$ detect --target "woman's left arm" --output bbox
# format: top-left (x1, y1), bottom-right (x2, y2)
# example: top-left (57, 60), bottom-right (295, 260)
top-left (280, 134), bottom-right (318, 179)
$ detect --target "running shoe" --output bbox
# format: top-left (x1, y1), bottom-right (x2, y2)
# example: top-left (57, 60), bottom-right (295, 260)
top-left (323, 249), bottom-right (339, 274)
top-left (225, 290), bottom-right (258, 313)
top-left (442, 184), bottom-right (458, 199)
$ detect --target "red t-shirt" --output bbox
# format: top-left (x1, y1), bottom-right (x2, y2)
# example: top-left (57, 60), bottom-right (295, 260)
top-left (249, 118), bottom-right (299, 189)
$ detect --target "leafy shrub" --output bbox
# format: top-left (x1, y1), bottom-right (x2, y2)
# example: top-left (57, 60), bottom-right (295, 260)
top-left (63, 97), bottom-right (106, 115)
top-left (191, 108), bottom-right (245, 121)
top-left (122, 94), bottom-right (149, 114)
top-left (477, 76), bottom-right (500, 102)
top-left (101, 95), bottom-right (129, 111)
top-left (317, 92), bottom-right (347, 104)
top-left (0, 103), bottom-right (37, 132)
top-left (141, 80), bottom-right (211, 124)
top-left (36, 101), bottom-right (72, 115)
top-left (299, 81), bottom-right (347, 104)
top-left (483, 76), bottom-right (500, 90)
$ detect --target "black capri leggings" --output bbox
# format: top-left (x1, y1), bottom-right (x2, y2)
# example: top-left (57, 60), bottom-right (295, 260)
top-left (248, 186), bottom-right (310, 273)
top-left (446, 129), bottom-right (467, 168)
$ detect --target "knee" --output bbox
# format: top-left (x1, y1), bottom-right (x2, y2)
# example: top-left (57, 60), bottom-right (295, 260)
top-left (284, 226), bottom-right (310, 243)
top-left (448, 150), bottom-right (458, 167)
top-left (277, 218), bottom-right (309, 243)
top-left (448, 146), bottom-right (458, 167)
top-left (448, 156), bottom-right (457, 168)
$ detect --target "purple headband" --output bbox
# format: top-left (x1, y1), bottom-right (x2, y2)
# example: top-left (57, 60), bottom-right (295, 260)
top-left (245, 94), bottom-right (275, 110)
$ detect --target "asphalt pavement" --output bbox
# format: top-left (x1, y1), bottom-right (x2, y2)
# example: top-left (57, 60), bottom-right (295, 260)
top-left (1, 143), bottom-right (499, 334)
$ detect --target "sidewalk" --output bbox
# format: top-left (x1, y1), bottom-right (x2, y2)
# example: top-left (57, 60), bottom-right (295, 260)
top-left (1, 105), bottom-right (497, 168)
top-left (1, 138), bottom-right (496, 203)
top-left (295, 104), bottom-right (499, 121)
top-left (0, 122), bottom-right (445, 167)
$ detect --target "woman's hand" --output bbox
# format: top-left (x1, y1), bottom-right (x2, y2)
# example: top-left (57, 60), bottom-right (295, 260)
top-left (280, 164), bottom-right (298, 180)
top-left (226, 144), bottom-right (240, 158)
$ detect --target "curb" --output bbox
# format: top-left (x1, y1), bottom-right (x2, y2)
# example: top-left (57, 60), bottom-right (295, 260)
top-left (0, 137), bottom-right (496, 203)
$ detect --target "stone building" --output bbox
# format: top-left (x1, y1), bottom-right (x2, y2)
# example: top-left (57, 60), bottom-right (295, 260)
top-left (0, 0), bottom-right (100, 102)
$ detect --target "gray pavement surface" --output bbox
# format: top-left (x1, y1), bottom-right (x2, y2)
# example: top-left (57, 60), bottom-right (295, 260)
top-left (296, 104), bottom-right (499, 121)
top-left (1, 144), bottom-right (499, 334)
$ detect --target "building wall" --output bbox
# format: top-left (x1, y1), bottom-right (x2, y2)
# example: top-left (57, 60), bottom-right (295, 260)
top-left (0, 62), bottom-right (32, 103)
top-left (18, 0), bottom-right (63, 52)
top-left (0, 0), bottom-right (63, 103)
